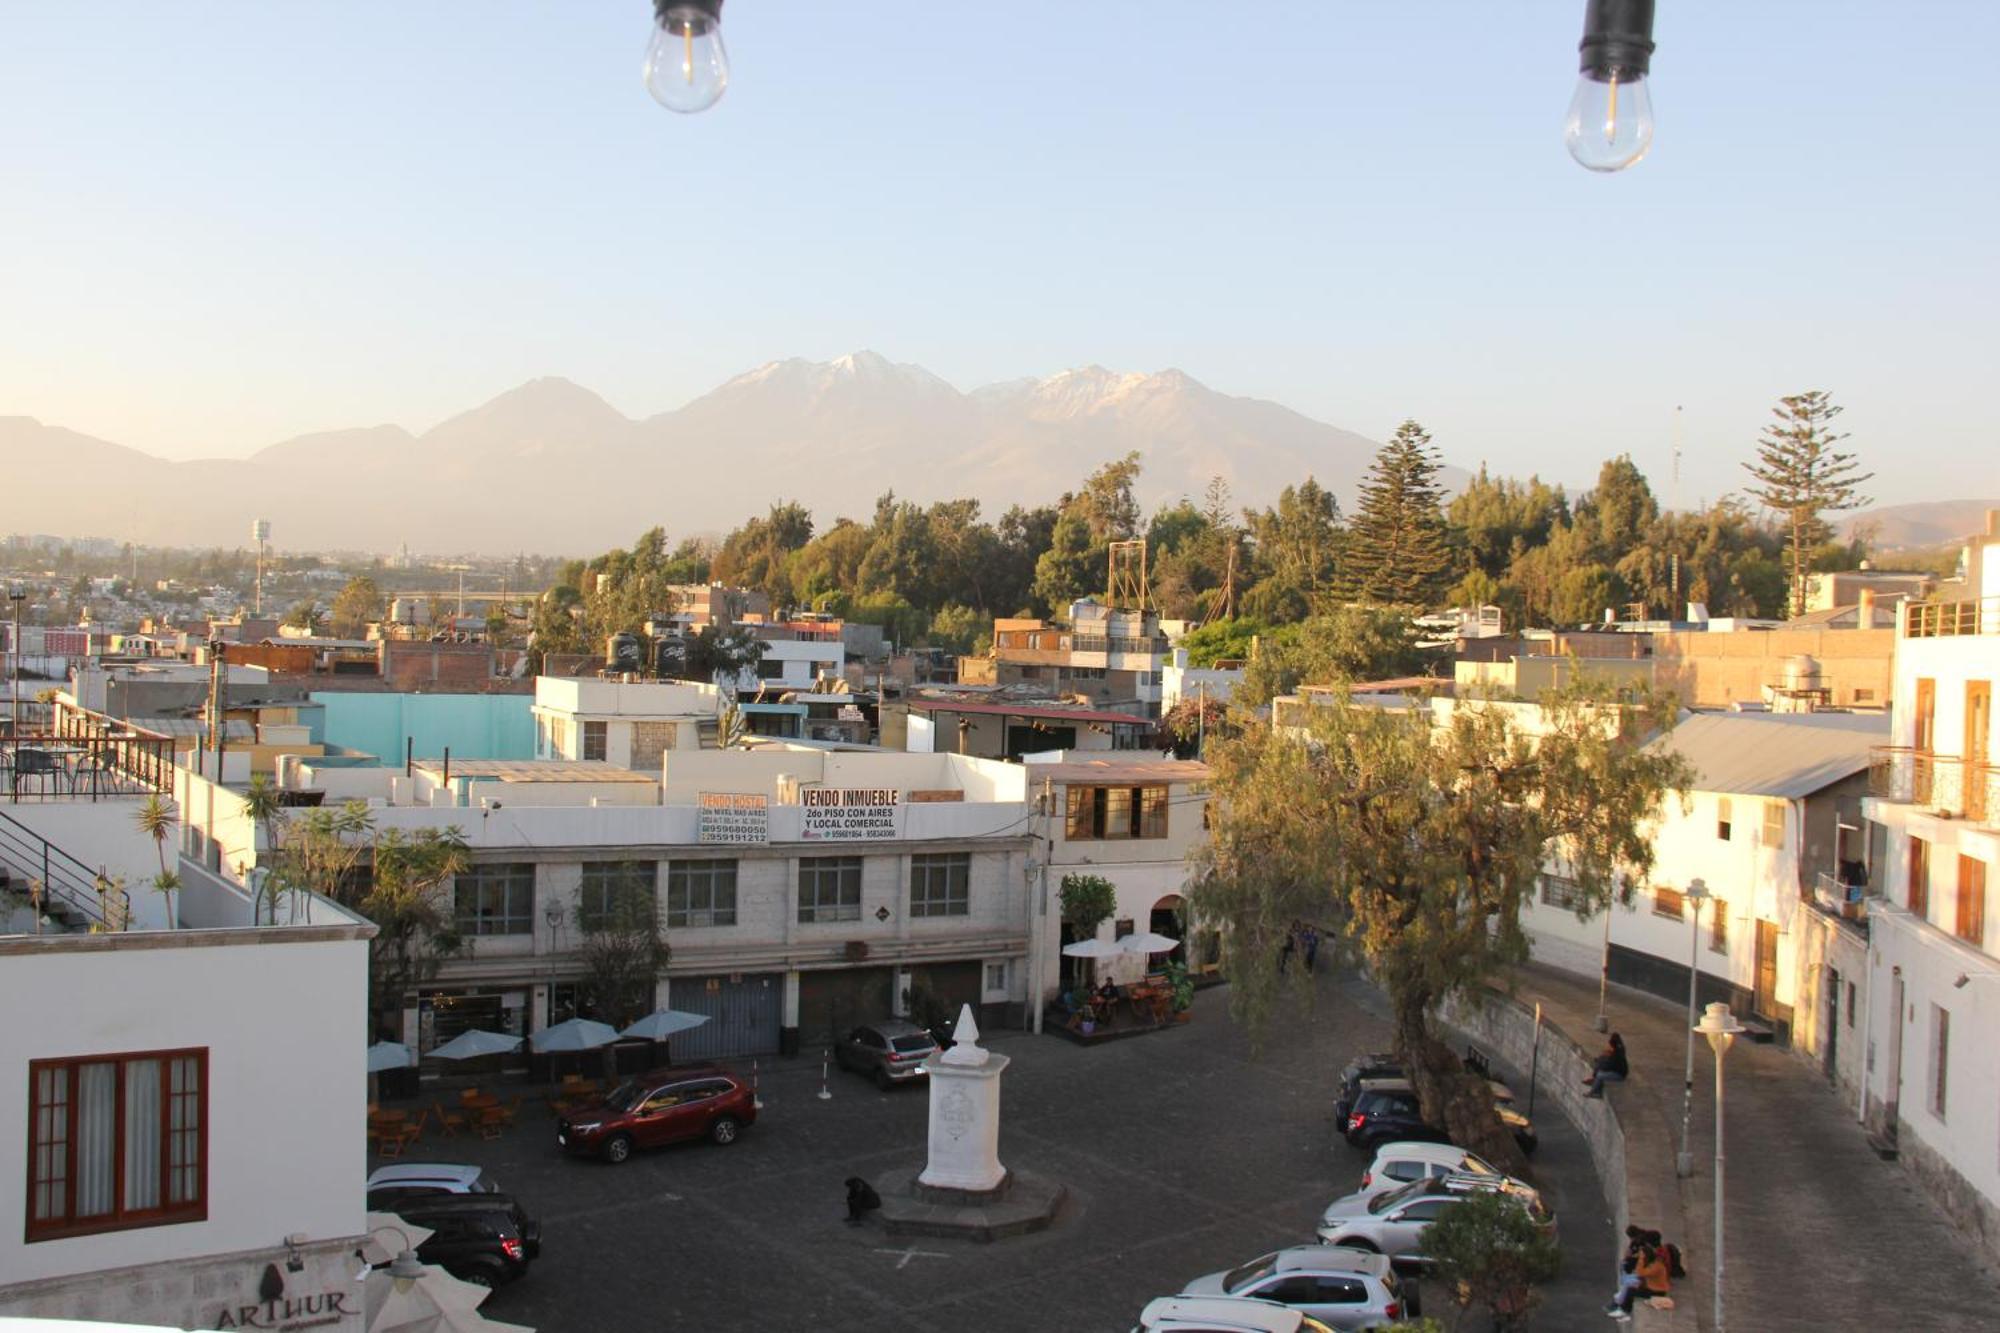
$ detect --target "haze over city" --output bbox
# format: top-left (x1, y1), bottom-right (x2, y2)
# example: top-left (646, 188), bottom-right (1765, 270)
top-left (4, 1), bottom-right (1998, 526)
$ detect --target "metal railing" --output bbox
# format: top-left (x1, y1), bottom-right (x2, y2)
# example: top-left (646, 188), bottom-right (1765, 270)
top-left (1813, 871), bottom-right (1869, 925)
top-left (0, 809), bottom-right (127, 930)
top-left (3, 731), bottom-right (176, 801)
top-left (1903, 596), bottom-right (2000, 638)
top-left (1869, 747), bottom-right (1998, 824)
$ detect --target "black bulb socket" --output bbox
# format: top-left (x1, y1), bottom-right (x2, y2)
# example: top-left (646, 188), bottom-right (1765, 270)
top-left (1577, 0), bottom-right (1655, 82)
top-left (655, 0), bottom-right (723, 35)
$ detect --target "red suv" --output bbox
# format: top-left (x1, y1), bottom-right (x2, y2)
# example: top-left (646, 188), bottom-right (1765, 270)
top-left (556, 1066), bottom-right (757, 1164)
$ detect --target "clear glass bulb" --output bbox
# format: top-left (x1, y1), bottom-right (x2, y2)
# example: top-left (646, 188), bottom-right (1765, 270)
top-left (644, 6), bottom-right (728, 114)
top-left (1564, 71), bottom-right (1653, 172)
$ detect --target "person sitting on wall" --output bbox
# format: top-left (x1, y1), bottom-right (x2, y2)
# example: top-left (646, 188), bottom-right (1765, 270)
top-left (1583, 1032), bottom-right (1629, 1098)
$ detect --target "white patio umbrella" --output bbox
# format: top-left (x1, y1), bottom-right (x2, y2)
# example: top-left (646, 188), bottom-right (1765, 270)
top-left (1060, 937), bottom-right (1124, 958)
top-left (618, 1009), bottom-right (712, 1041)
top-left (1120, 930), bottom-right (1180, 954)
top-left (530, 1017), bottom-right (620, 1053)
top-left (427, 1029), bottom-right (523, 1061)
top-left (367, 1041), bottom-right (417, 1072)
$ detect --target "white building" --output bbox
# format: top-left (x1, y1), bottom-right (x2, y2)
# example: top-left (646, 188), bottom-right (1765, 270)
top-left (1858, 511), bottom-right (1999, 1261)
top-left (0, 807), bottom-right (374, 1331)
top-left (532, 674), bottom-right (723, 770)
top-left (1160, 647), bottom-right (1245, 713)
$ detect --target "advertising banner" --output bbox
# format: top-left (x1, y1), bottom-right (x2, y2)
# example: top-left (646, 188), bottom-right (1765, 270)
top-left (799, 787), bottom-right (903, 841)
top-left (698, 791), bottom-right (770, 845)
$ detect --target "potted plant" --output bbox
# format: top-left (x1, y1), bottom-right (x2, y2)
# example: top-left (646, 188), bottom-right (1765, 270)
top-left (1164, 959), bottom-right (1195, 1022)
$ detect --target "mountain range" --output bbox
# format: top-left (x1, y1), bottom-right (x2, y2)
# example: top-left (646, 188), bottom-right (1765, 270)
top-left (0, 353), bottom-right (1406, 555)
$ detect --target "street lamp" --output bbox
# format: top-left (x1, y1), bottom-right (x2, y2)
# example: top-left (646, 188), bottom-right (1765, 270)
top-left (1694, 1000), bottom-right (1745, 1333)
top-left (361, 1225), bottom-right (427, 1293)
top-left (1676, 878), bottom-right (1710, 1177)
top-left (7, 586), bottom-right (25, 738)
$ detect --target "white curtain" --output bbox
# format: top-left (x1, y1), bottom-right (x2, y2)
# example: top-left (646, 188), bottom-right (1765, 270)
top-left (74, 1064), bottom-right (116, 1218)
top-left (123, 1058), bottom-right (162, 1211)
top-left (168, 1055), bottom-right (201, 1204)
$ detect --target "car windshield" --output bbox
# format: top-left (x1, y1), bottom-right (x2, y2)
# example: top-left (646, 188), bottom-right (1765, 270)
top-left (890, 1035), bottom-right (934, 1053)
top-left (1368, 1182), bottom-right (1424, 1215)
top-left (602, 1080), bottom-right (644, 1111)
top-left (1459, 1152), bottom-right (1499, 1177)
top-left (1222, 1253), bottom-right (1279, 1293)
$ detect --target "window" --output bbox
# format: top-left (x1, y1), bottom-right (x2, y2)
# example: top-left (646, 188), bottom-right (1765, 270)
top-left (581, 720), bottom-right (607, 762)
top-left (666, 859), bottom-right (737, 928)
top-left (985, 961), bottom-right (1009, 993)
top-left (547, 716), bottom-right (569, 758)
top-left (1709, 899), bottom-right (1729, 952)
top-left (27, 1049), bottom-right (206, 1242)
top-left (1762, 802), bottom-right (1786, 850)
top-left (1846, 980), bottom-right (1856, 1027)
top-left (1652, 886), bottom-right (1686, 920)
top-left (580, 861), bottom-right (657, 931)
top-left (755, 656), bottom-right (786, 680)
top-left (1929, 1003), bottom-right (1950, 1120)
top-left (1716, 798), bottom-right (1733, 841)
top-left (454, 863), bottom-right (535, 936)
top-left (1853, 688), bottom-right (1875, 703)
top-left (1064, 784), bottom-right (1168, 840)
top-left (798, 856), bottom-right (861, 924)
top-left (1909, 836), bottom-right (1931, 917)
top-left (910, 853), bottom-right (970, 917)
top-left (1539, 874), bottom-right (1584, 911)
top-left (1957, 856), bottom-right (1988, 947)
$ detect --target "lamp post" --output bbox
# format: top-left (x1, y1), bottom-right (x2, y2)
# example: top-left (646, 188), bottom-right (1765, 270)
top-left (1594, 882), bottom-right (1616, 1032)
top-left (1677, 878), bottom-right (1710, 1177)
top-left (7, 586), bottom-right (25, 737)
top-left (1695, 1000), bottom-right (1745, 1333)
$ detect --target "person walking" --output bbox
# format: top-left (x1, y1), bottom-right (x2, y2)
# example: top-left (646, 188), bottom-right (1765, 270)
top-left (1301, 923), bottom-right (1320, 973)
top-left (1583, 1032), bottom-right (1629, 1098)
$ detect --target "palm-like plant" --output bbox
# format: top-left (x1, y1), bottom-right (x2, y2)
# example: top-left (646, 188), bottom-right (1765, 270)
top-left (135, 793), bottom-right (177, 878)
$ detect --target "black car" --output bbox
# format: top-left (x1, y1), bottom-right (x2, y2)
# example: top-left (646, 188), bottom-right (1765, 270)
top-left (1333, 1051), bottom-right (1402, 1124)
top-left (1342, 1077), bottom-right (1538, 1156)
top-left (387, 1193), bottom-right (541, 1288)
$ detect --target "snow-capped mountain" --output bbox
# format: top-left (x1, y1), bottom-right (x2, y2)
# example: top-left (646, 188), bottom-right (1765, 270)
top-left (0, 355), bottom-right (1425, 554)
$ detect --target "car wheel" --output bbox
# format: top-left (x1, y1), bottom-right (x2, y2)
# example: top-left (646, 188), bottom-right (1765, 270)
top-left (602, 1133), bottom-right (634, 1164)
top-left (874, 1067), bottom-right (893, 1091)
top-left (710, 1115), bottom-right (741, 1145)
top-left (1335, 1237), bottom-right (1379, 1252)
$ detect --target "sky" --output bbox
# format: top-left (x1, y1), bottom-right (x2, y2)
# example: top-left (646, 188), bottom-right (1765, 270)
top-left (2, 2), bottom-right (1997, 509)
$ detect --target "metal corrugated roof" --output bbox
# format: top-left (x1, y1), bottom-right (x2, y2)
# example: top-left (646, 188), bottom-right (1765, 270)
top-left (909, 699), bottom-right (1151, 726)
top-left (1649, 711), bottom-right (1889, 798)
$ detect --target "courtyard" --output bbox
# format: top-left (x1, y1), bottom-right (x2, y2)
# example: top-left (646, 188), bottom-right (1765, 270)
top-left (373, 972), bottom-right (1614, 1332)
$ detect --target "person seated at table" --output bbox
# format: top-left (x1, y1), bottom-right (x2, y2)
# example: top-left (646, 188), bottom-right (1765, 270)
top-left (1095, 978), bottom-right (1121, 1007)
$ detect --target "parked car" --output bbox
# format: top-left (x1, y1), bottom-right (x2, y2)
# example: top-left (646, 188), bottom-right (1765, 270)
top-left (1133, 1295), bottom-right (1337, 1333)
top-left (1356, 1142), bottom-right (1508, 1197)
top-left (556, 1065), bottom-right (757, 1163)
top-left (1180, 1245), bottom-right (1414, 1331)
top-left (833, 1020), bottom-right (940, 1089)
top-left (1332, 1047), bottom-right (1501, 1125)
top-left (384, 1192), bottom-right (540, 1288)
top-left (1316, 1173), bottom-right (1555, 1269)
top-left (1342, 1078), bottom-right (1537, 1155)
top-left (365, 1163), bottom-right (499, 1212)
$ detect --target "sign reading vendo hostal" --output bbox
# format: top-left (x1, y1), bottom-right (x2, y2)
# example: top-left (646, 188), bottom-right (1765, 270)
top-left (698, 791), bottom-right (770, 844)
top-left (799, 786), bottom-right (902, 841)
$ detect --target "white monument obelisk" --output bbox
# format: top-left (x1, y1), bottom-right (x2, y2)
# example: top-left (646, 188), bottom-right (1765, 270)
top-left (918, 1003), bottom-right (1011, 1194)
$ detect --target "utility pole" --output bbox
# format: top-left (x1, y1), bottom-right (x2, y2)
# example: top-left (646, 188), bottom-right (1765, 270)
top-left (207, 640), bottom-right (227, 782)
top-left (8, 585), bottom-right (25, 737)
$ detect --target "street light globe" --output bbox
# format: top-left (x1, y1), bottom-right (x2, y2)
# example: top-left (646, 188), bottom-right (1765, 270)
top-left (1694, 1000), bottom-right (1744, 1055)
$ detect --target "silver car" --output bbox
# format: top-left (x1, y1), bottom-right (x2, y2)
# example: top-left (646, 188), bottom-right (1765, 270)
top-left (1181, 1246), bottom-right (1412, 1331)
top-left (1316, 1174), bottom-right (1555, 1268)
top-left (833, 1020), bottom-right (939, 1089)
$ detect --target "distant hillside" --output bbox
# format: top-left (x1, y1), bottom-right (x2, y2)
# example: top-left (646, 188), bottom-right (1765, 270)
top-left (0, 354), bottom-right (1464, 555)
top-left (1840, 499), bottom-right (1999, 552)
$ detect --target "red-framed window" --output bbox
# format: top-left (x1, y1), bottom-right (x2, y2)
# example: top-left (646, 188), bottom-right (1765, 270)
top-left (27, 1048), bottom-right (207, 1242)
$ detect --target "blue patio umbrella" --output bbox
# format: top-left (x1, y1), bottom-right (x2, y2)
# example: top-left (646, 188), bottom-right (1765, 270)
top-left (366, 1040), bottom-right (417, 1072)
top-left (530, 1017), bottom-right (620, 1053)
top-left (428, 1029), bottom-right (523, 1061)
top-left (618, 1009), bottom-right (712, 1041)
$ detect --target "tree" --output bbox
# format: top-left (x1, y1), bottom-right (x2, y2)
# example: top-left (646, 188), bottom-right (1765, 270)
top-left (329, 575), bottom-right (383, 638)
top-left (1339, 421), bottom-right (1453, 607)
top-left (358, 827), bottom-right (471, 1032)
top-left (926, 603), bottom-right (985, 655)
top-left (574, 874), bottom-right (670, 1026)
top-left (1193, 681), bottom-right (1691, 1170)
top-left (284, 600), bottom-right (323, 633)
top-left (1059, 873), bottom-right (1117, 935)
top-left (1420, 1189), bottom-right (1564, 1331)
top-left (1742, 391), bottom-right (1872, 616)
top-left (1238, 605), bottom-right (1428, 706)
top-left (134, 794), bottom-right (178, 925)
top-left (1032, 454), bottom-right (1143, 611)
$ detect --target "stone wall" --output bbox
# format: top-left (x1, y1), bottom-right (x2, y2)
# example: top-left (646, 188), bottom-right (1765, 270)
top-left (0, 1236), bottom-right (366, 1330)
top-left (1440, 988), bottom-right (1698, 1332)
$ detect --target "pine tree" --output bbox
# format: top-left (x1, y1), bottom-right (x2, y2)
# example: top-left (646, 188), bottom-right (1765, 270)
top-left (1339, 420), bottom-right (1453, 606)
top-left (1742, 391), bottom-right (1872, 617)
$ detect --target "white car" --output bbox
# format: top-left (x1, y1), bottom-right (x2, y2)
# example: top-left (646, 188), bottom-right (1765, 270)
top-left (1316, 1174), bottom-right (1555, 1268)
top-left (1133, 1296), bottom-right (1336, 1333)
top-left (1357, 1141), bottom-right (1511, 1197)
top-left (365, 1163), bottom-right (499, 1212)
top-left (1180, 1246), bottom-right (1411, 1331)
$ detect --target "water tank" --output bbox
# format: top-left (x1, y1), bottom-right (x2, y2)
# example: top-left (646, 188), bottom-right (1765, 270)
top-left (606, 633), bottom-right (642, 673)
top-left (1782, 654), bottom-right (1822, 691)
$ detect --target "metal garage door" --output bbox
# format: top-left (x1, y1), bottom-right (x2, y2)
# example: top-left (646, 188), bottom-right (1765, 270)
top-left (670, 972), bottom-right (782, 1062)
top-left (798, 966), bottom-right (895, 1053)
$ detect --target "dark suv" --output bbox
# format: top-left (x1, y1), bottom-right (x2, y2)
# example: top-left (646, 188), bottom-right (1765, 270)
top-left (1343, 1077), bottom-right (1538, 1156)
top-left (557, 1065), bottom-right (757, 1164)
top-left (387, 1193), bottom-right (540, 1288)
top-left (1332, 1052), bottom-right (1401, 1125)
top-left (834, 1020), bottom-right (940, 1089)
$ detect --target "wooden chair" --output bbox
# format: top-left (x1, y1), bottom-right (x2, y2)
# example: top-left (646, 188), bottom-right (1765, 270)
top-left (476, 1106), bottom-right (506, 1141)
top-left (432, 1100), bottom-right (467, 1138)
top-left (374, 1124), bottom-right (407, 1158)
top-left (495, 1094), bottom-right (523, 1128)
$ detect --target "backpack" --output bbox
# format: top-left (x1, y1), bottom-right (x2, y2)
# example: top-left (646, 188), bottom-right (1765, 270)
top-left (1666, 1242), bottom-right (1687, 1279)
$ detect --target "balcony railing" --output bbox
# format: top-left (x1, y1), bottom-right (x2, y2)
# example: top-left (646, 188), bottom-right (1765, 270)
top-left (1813, 871), bottom-right (1869, 926)
top-left (1903, 595), bottom-right (2000, 638)
top-left (1870, 747), bottom-right (1997, 824)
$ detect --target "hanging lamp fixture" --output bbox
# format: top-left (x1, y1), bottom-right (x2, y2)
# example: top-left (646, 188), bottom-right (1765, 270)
top-left (644, 0), bottom-right (729, 113)
top-left (1565, 0), bottom-right (1657, 171)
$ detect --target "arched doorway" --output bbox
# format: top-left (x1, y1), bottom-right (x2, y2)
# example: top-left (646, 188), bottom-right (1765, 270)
top-left (1149, 894), bottom-right (1187, 969)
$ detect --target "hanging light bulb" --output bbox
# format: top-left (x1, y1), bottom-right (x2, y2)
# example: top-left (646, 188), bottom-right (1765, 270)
top-left (644, 0), bottom-right (728, 114)
top-left (1564, 0), bottom-right (1656, 172)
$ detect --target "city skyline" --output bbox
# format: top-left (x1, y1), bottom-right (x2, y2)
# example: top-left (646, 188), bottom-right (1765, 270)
top-left (3, 3), bottom-right (1998, 507)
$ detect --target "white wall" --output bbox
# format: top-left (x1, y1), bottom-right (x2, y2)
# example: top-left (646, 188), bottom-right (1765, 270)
top-left (0, 931), bottom-right (368, 1286)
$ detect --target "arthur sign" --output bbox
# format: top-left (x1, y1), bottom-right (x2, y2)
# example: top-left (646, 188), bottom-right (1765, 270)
top-left (800, 787), bottom-right (903, 841)
top-left (698, 791), bottom-right (770, 845)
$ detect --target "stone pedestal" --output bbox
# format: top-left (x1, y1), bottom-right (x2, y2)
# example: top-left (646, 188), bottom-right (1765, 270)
top-left (917, 1005), bottom-right (1010, 1194)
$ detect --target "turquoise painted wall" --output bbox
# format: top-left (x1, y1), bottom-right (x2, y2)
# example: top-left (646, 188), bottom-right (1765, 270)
top-left (311, 693), bottom-right (535, 764)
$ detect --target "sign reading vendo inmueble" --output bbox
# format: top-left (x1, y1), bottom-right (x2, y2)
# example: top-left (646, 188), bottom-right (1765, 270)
top-left (800, 787), bottom-right (903, 841)
top-left (698, 791), bottom-right (770, 845)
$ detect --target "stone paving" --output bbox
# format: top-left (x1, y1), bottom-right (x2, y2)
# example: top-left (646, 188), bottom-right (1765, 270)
top-left (374, 971), bottom-right (1613, 1332)
top-left (1499, 962), bottom-right (2000, 1333)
